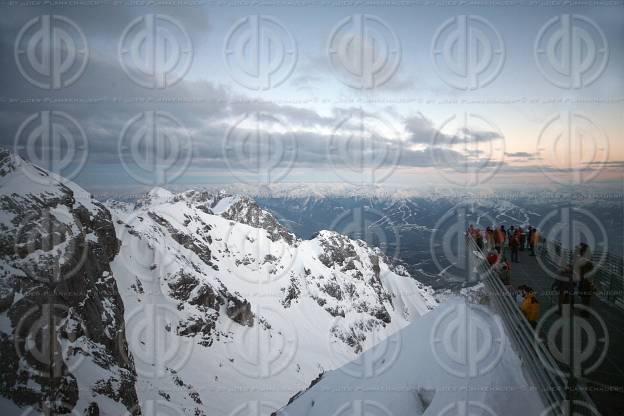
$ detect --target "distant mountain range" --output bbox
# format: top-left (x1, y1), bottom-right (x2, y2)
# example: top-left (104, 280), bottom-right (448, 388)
top-left (257, 193), bottom-right (622, 288)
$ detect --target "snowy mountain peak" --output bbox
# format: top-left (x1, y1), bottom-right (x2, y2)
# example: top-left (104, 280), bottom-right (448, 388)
top-left (146, 186), bottom-right (174, 201)
top-left (106, 186), bottom-right (437, 415)
top-left (0, 148), bottom-right (60, 194)
top-left (134, 187), bottom-right (297, 245)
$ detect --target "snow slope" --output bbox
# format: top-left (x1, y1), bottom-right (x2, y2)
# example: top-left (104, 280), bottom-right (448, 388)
top-left (276, 299), bottom-right (546, 416)
top-left (108, 188), bottom-right (438, 415)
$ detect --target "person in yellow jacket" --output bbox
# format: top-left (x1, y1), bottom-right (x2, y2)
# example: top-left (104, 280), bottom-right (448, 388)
top-left (521, 287), bottom-right (540, 327)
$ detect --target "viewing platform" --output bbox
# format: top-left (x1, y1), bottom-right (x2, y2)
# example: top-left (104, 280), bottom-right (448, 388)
top-left (468, 239), bottom-right (624, 416)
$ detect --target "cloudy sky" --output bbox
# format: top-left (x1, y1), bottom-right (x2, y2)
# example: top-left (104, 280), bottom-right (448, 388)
top-left (0, 1), bottom-right (622, 195)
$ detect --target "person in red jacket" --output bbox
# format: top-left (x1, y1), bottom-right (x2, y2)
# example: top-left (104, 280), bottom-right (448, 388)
top-left (487, 251), bottom-right (498, 266)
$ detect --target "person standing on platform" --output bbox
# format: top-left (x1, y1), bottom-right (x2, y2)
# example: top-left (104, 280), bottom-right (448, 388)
top-left (518, 226), bottom-right (526, 251)
top-left (521, 287), bottom-right (540, 328)
top-left (486, 227), bottom-right (495, 250)
top-left (574, 243), bottom-right (595, 317)
top-left (531, 228), bottom-right (540, 256)
top-left (510, 230), bottom-right (520, 263)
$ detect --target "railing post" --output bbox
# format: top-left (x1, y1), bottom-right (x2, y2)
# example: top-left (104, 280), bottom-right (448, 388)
top-left (567, 265), bottom-right (576, 416)
top-left (608, 269), bottom-right (613, 302)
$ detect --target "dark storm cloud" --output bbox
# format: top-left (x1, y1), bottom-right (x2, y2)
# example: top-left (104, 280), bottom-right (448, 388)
top-left (0, 84), bottom-right (490, 175)
top-left (1, 29), bottom-right (460, 173)
top-left (0, 5), bottom-right (211, 36)
top-left (404, 113), bottom-right (440, 144)
top-left (0, 6), bottom-right (506, 180)
top-left (584, 161), bottom-right (624, 168)
top-left (505, 152), bottom-right (536, 158)
top-left (405, 113), bottom-right (503, 147)
top-left (502, 152), bottom-right (542, 162)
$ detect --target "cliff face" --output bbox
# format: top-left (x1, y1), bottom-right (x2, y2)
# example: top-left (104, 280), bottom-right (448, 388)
top-left (108, 187), bottom-right (437, 415)
top-left (0, 150), bottom-right (139, 415)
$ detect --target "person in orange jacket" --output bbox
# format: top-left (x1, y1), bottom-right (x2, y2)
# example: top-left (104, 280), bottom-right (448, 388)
top-left (530, 228), bottom-right (540, 256)
top-left (521, 287), bottom-right (540, 327)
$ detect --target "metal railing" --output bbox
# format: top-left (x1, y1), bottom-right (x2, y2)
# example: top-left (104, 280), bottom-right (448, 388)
top-left (467, 238), bottom-right (599, 416)
top-left (537, 239), bottom-right (624, 311)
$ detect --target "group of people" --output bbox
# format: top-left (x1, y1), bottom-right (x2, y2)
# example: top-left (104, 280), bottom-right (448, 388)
top-left (467, 223), bottom-right (544, 326)
top-left (467, 224), bottom-right (541, 260)
top-left (468, 224), bottom-right (597, 327)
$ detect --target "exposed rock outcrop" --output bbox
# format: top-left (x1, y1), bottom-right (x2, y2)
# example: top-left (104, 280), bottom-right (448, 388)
top-left (0, 150), bottom-right (139, 414)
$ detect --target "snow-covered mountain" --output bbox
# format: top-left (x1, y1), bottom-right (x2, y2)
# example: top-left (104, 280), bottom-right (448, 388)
top-left (0, 149), bottom-right (139, 414)
top-left (107, 186), bottom-right (438, 415)
top-left (0, 150), bottom-right (438, 415)
top-left (0, 149), bottom-right (565, 416)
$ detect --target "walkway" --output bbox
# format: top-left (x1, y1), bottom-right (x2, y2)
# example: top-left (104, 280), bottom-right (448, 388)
top-left (509, 248), bottom-right (624, 416)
